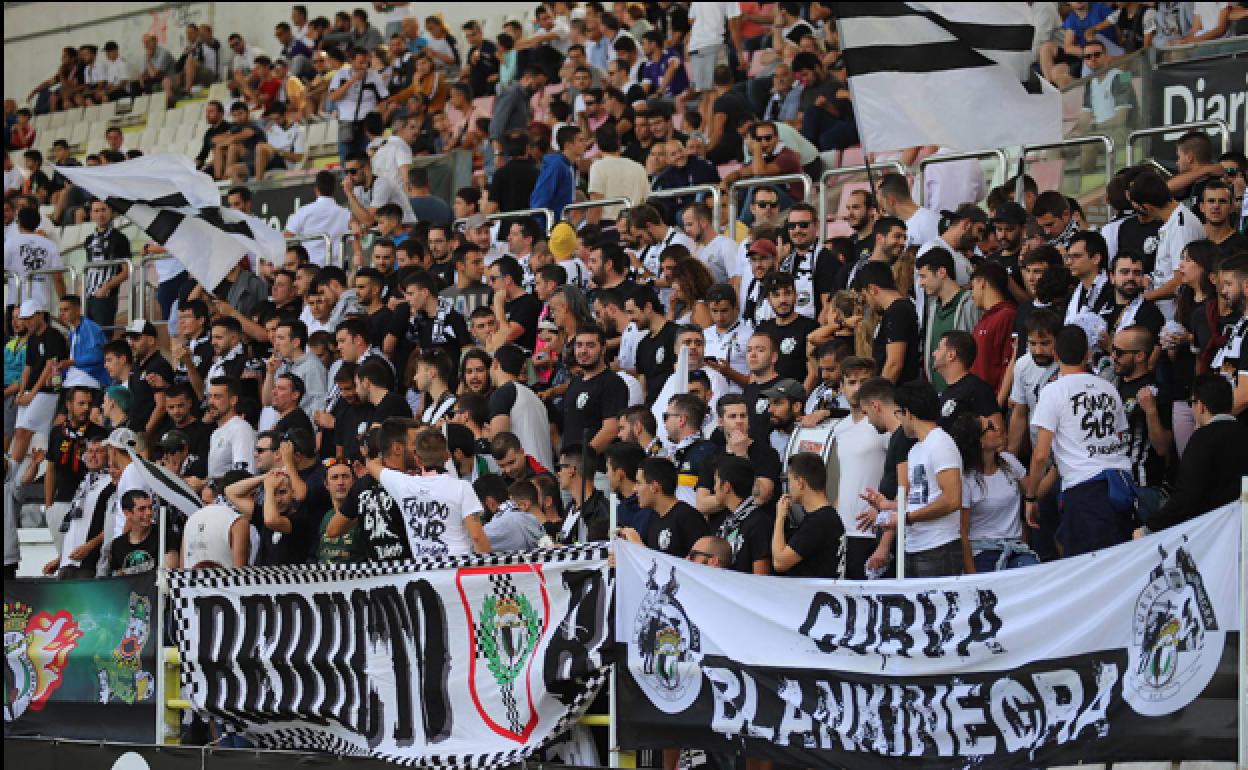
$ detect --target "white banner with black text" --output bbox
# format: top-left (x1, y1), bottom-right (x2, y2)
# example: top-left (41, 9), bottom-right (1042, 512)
top-left (168, 546), bottom-right (612, 769)
top-left (616, 505), bottom-right (1241, 769)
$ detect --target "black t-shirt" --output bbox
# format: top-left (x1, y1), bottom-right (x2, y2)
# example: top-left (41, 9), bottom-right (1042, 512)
top-left (1115, 216), bottom-right (1162, 273)
top-left (339, 474), bottom-right (411, 561)
top-left (23, 327), bottom-right (69, 394)
top-left (333, 399), bottom-right (375, 462)
top-left (635, 322), bottom-right (680, 406)
top-left (155, 417), bottom-right (211, 478)
top-left (1119, 374), bottom-right (1173, 488)
top-left (373, 391), bottom-right (414, 423)
top-left (126, 370), bottom-right (158, 431)
top-left (138, 351), bottom-right (176, 394)
top-left (109, 529), bottom-right (160, 575)
top-left (708, 504), bottom-right (773, 573)
top-left (741, 376), bottom-right (781, 445)
top-left (709, 92), bottom-right (749, 157)
top-left (505, 292), bottom-right (543, 352)
top-left (1215, 231), bottom-right (1248, 259)
top-left (938, 373), bottom-right (1002, 426)
top-left (783, 504), bottom-right (845, 579)
top-left (487, 381), bottom-right (522, 420)
top-left (253, 502), bottom-right (318, 566)
top-left (47, 422), bottom-right (108, 502)
top-left (698, 433), bottom-right (784, 502)
top-left (645, 501), bottom-right (708, 558)
top-left (274, 406), bottom-right (315, 437)
top-left (756, 315), bottom-right (820, 384)
top-left (562, 368), bottom-right (630, 453)
top-left (880, 427), bottom-right (916, 500)
top-left (489, 159), bottom-right (540, 215)
top-left (873, 298), bottom-right (922, 384)
top-left (366, 305), bottom-right (395, 349)
top-left (1099, 298), bottom-right (1165, 340)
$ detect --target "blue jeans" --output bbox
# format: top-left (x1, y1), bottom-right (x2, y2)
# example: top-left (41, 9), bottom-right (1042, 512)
top-left (972, 542), bottom-right (1041, 573)
top-left (1058, 478), bottom-right (1133, 557)
top-left (157, 272), bottom-right (187, 320)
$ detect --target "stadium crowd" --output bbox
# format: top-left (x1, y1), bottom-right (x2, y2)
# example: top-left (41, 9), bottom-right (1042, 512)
top-left (3, 2), bottom-right (1248, 594)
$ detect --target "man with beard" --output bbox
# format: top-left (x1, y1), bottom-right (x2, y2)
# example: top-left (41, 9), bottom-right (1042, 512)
top-left (563, 326), bottom-right (629, 455)
top-left (126, 320), bottom-right (176, 438)
top-left (1211, 255), bottom-right (1248, 422)
top-left (987, 202), bottom-right (1031, 304)
top-left (585, 242), bottom-right (636, 306)
top-left (755, 271), bottom-right (820, 386)
top-left (764, 378), bottom-right (805, 456)
top-left (1199, 180), bottom-right (1248, 258)
top-left (703, 284), bottom-right (752, 392)
top-left (172, 300), bottom-right (214, 387)
top-left (918, 205), bottom-right (978, 284)
top-left (1032, 191), bottom-right (1078, 253)
top-left (42, 388), bottom-right (108, 553)
top-left (629, 204), bottom-right (695, 283)
top-left (836, 216), bottom-right (907, 294)
top-left (1007, 310), bottom-right (1062, 457)
top-left (733, 187), bottom-right (784, 275)
top-left (459, 350), bottom-right (494, 401)
top-left (932, 331), bottom-right (1004, 433)
top-left (1112, 324), bottom-right (1172, 520)
top-left (844, 189), bottom-right (879, 265)
top-left (394, 270), bottom-right (469, 367)
top-left (629, 286), bottom-right (679, 406)
top-left (185, 316), bottom-right (247, 403)
top-left (328, 363), bottom-right (367, 462)
top-left (682, 202), bottom-right (737, 285)
top-left (659, 393), bottom-right (717, 508)
top-left (204, 376), bottom-right (255, 480)
top-left (352, 268), bottom-right (393, 350)
top-left (440, 243), bottom-right (492, 318)
top-left (782, 203), bottom-right (836, 319)
top-left (154, 383), bottom-right (211, 487)
top-left (739, 238), bottom-right (780, 326)
top-left (1100, 251), bottom-right (1165, 343)
top-left (855, 263), bottom-right (922, 385)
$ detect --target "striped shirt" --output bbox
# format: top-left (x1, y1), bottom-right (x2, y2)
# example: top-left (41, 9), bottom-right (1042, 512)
top-left (83, 227), bottom-right (131, 297)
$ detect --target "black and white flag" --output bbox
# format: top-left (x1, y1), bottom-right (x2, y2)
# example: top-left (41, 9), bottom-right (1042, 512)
top-left (838, 3), bottom-right (1061, 151)
top-left (126, 449), bottom-right (202, 519)
top-left (54, 154), bottom-right (284, 292)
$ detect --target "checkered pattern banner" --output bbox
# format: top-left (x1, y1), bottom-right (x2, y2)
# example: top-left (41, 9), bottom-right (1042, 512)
top-left (168, 546), bottom-right (612, 768)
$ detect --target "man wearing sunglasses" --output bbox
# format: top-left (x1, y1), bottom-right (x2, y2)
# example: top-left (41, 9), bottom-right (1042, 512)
top-left (721, 120), bottom-right (803, 205)
top-left (1111, 324), bottom-right (1172, 522)
top-left (341, 150), bottom-right (415, 230)
top-left (783, 202), bottom-right (836, 320)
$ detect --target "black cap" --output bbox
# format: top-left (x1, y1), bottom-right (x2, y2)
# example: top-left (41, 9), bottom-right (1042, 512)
top-left (157, 429), bottom-right (189, 451)
top-left (762, 378), bottom-right (805, 403)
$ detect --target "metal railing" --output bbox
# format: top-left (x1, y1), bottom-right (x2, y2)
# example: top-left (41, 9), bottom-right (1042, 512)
top-left (817, 161), bottom-right (907, 233)
top-left (645, 184), bottom-right (723, 234)
top-left (284, 232), bottom-right (337, 267)
top-left (14, 266), bottom-right (79, 307)
top-left (917, 149), bottom-right (1009, 206)
top-left (338, 229), bottom-right (381, 273)
top-left (727, 173), bottom-right (813, 236)
top-left (453, 207), bottom-right (557, 236)
top-left (134, 254), bottom-right (180, 327)
top-left (1126, 119), bottom-right (1232, 167)
top-left (562, 196), bottom-right (634, 223)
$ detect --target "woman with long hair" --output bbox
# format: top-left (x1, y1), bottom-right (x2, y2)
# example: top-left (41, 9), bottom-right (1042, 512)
top-left (1167, 239), bottom-right (1221, 455)
top-left (945, 413), bottom-right (1039, 573)
top-left (666, 256), bottom-right (715, 328)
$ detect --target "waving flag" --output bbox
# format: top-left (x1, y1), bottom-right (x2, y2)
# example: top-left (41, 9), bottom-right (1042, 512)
top-left (54, 154), bottom-right (285, 292)
top-left (838, 3), bottom-right (1061, 151)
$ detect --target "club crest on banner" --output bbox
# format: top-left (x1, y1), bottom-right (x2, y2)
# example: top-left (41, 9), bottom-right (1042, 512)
top-left (3, 602), bottom-right (83, 721)
top-left (631, 562), bottom-right (701, 714)
top-left (458, 565), bottom-right (550, 742)
top-left (1123, 539), bottom-right (1222, 716)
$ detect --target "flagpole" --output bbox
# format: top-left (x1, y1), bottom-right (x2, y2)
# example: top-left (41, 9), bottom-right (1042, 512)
top-left (1239, 475), bottom-right (1247, 769)
top-left (155, 500), bottom-right (167, 745)
top-left (835, 17), bottom-right (882, 210)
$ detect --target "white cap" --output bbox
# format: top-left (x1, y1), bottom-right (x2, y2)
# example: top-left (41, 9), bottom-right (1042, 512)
top-left (17, 298), bottom-right (43, 319)
top-left (103, 427), bottom-right (138, 452)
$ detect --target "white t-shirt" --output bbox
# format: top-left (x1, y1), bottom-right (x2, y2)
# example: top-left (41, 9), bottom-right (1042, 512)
top-left (1030, 372), bottom-right (1131, 489)
top-left (694, 234), bottom-right (739, 285)
top-left (587, 155), bottom-right (650, 220)
top-left (286, 195), bottom-right (351, 266)
top-left (688, 2), bottom-right (742, 52)
top-left (354, 175), bottom-right (417, 223)
top-left (207, 415), bottom-right (256, 479)
top-left (3, 166), bottom-right (22, 195)
top-left (1008, 353), bottom-right (1059, 446)
top-left (1152, 203), bottom-right (1205, 320)
top-left (372, 135), bottom-right (413, 192)
top-left (265, 121), bottom-right (307, 155)
top-left (833, 414), bottom-right (890, 538)
top-left (905, 206), bottom-right (941, 247)
top-left (962, 452), bottom-right (1026, 541)
top-left (4, 231), bottom-right (64, 310)
top-left (329, 69), bottom-right (389, 122)
top-left (378, 468), bottom-right (484, 558)
top-left (904, 426), bottom-right (963, 552)
top-left (703, 320), bottom-right (752, 392)
top-left (1191, 2), bottom-right (1228, 36)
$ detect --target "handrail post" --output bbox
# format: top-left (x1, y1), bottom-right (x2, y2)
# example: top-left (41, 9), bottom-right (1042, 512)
top-left (1020, 135), bottom-right (1116, 221)
top-left (452, 207), bottom-right (559, 236)
top-left (1126, 119), bottom-right (1232, 167)
top-left (727, 173), bottom-right (813, 238)
top-left (561, 197), bottom-right (634, 224)
top-left (817, 161), bottom-right (907, 232)
top-left (644, 184), bottom-right (722, 234)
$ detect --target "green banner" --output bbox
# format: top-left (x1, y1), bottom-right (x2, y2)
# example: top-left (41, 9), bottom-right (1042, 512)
top-left (4, 572), bottom-right (158, 743)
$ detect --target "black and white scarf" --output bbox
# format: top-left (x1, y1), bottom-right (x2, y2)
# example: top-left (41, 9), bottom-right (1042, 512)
top-left (205, 343), bottom-right (245, 383)
top-left (1066, 273), bottom-right (1110, 323)
top-left (60, 470), bottom-right (109, 532)
top-left (419, 296), bottom-right (459, 347)
top-left (716, 495), bottom-right (758, 540)
top-left (421, 391), bottom-right (458, 426)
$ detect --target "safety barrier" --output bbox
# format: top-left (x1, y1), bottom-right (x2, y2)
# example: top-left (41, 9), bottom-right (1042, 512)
top-left (645, 184), bottom-right (722, 234)
top-left (727, 173), bottom-right (813, 238)
top-left (134, 254), bottom-right (181, 327)
top-left (816, 161), bottom-right (907, 232)
top-left (14, 265), bottom-right (79, 308)
top-left (1126, 118), bottom-right (1231, 167)
top-left (284, 233), bottom-right (337, 267)
top-left (917, 148), bottom-right (1009, 207)
top-left (338, 228), bottom-right (382, 273)
top-left (453, 207), bottom-right (557, 236)
top-left (562, 196), bottom-right (634, 224)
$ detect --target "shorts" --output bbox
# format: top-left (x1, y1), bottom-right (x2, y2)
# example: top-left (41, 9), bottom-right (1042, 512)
top-left (15, 392), bottom-right (58, 433)
top-left (688, 45), bottom-right (724, 92)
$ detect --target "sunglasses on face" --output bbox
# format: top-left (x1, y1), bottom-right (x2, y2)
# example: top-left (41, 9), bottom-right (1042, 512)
top-left (754, 134), bottom-right (776, 141)
top-left (788, 220), bottom-right (812, 229)
top-left (754, 200), bottom-right (779, 209)
top-left (1110, 346), bottom-right (1141, 358)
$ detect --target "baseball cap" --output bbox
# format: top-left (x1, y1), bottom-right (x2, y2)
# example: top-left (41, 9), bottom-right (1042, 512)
top-left (103, 427), bottom-right (138, 452)
top-left (537, 319), bottom-right (559, 332)
top-left (762, 378), bottom-right (805, 403)
top-left (549, 222), bottom-right (577, 260)
top-left (462, 212), bottom-right (489, 232)
top-left (125, 319), bottom-right (158, 337)
top-left (157, 429), bottom-right (189, 451)
top-left (991, 201), bottom-right (1028, 226)
top-left (17, 298), bottom-right (43, 319)
top-left (747, 239), bottom-right (777, 259)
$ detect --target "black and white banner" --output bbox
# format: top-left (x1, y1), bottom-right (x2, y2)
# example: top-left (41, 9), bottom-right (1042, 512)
top-left (168, 546), bottom-right (612, 768)
top-left (616, 504), bottom-right (1241, 768)
top-left (55, 154), bottom-right (285, 291)
top-left (838, 3), bottom-right (1061, 151)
